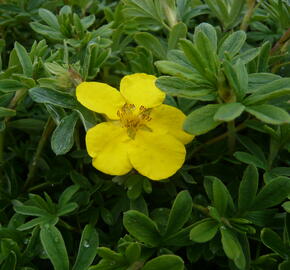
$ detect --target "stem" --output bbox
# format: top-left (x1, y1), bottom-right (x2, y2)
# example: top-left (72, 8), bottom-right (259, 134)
top-left (267, 138), bottom-right (280, 170)
top-left (189, 122), bottom-right (246, 157)
top-left (0, 130), bottom-right (4, 165)
top-left (127, 262), bottom-right (144, 270)
top-left (271, 27), bottom-right (290, 55)
top-left (240, 0), bottom-right (256, 31)
top-left (28, 182), bottom-right (52, 192)
top-left (23, 118), bottom-right (55, 191)
top-left (0, 130), bottom-right (4, 181)
top-left (59, 219), bottom-right (79, 232)
top-left (227, 121), bottom-right (236, 154)
top-left (271, 60), bottom-right (290, 73)
top-left (74, 123), bottom-right (83, 173)
top-left (192, 202), bottom-right (209, 216)
top-left (0, 88), bottom-right (27, 176)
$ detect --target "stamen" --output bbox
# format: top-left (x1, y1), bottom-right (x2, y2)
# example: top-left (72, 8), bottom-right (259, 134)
top-left (117, 103), bottom-right (152, 139)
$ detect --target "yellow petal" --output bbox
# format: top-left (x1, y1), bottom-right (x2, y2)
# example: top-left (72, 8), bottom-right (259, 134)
top-left (76, 82), bottom-right (125, 119)
top-left (86, 122), bottom-right (132, 175)
top-left (148, 104), bottom-right (194, 144)
top-left (120, 73), bottom-right (165, 109)
top-left (128, 130), bottom-right (186, 180)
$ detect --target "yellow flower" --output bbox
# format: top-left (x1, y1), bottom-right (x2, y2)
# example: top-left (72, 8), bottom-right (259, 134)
top-left (76, 73), bottom-right (194, 180)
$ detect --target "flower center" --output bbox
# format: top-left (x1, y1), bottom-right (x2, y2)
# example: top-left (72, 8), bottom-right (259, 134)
top-left (117, 104), bottom-right (152, 139)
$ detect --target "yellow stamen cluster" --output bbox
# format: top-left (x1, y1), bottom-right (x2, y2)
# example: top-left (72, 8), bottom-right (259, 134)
top-left (117, 104), bottom-right (152, 139)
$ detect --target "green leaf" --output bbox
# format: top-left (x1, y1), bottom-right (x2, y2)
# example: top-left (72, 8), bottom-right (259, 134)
top-left (238, 165), bottom-right (259, 212)
top-left (17, 216), bottom-right (58, 231)
top-left (249, 76), bottom-right (289, 95)
top-left (14, 42), bottom-right (33, 77)
top-left (168, 22), bottom-right (187, 50)
top-left (58, 185), bottom-right (79, 208)
top-left (204, 0), bottom-right (229, 24)
top-left (142, 255), bottom-right (184, 270)
top-left (247, 73), bottom-right (281, 93)
top-left (9, 119), bottom-right (45, 132)
top-left (245, 105), bottom-right (290, 125)
top-left (252, 176), bottom-right (290, 210)
top-left (244, 78), bottom-right (290, 105)
top-left (220, 227), bottom-right (241, 259)
top-left (218, 31), bottom-right (246, 59)
top-left (220, 227), bottom-right (245, 269)
top-left (134, 32), bottom-right (166, 59)
top-left (226, 0), bottom-right (245, 29)
top-left (257, 41), bottom-right (271, 72)
top-left (29, 87), bottom-right (78, 109)
top-left (51, 112), bottom-right (79, 155)
top-left (165, 190), bottom-right (192, 236)
top-left (180, 39), bottom-right (216, 83)
top-left (40, 224), bottom-right (69, 270)
top-left (155, 60), bottom-right (196, 80)
top-left (13, 202), bottom-right (49, 217)
top-left (214, 102), bottom-right (245, 122)
top-left (164, 224), bottom-right (194, 246)
top-left (234, 47), bottom-right (260, 64)
top-left (234, 151), bottom-right (266, 169)
top-left (261, 228), bottom-right (289, 258)
top-left (72, 224), bottom-right (99, 270)
top-left (212, 177), bottom-right (234, 216)
top-left (0, 107), bottom-right (16, 117)
top-left (279, 260), bottom-right (290, 270)
top-left (97, 247), bottom-right (126, 265)
top-left (39, 8), bottom-right (60, 29)
top-left (223, 60), bottom-right (247, 99)
top-left (81, 15), bottom-right (95, 29)
top-left (57, 202), bottom-right (77, 216)
top-left (194, 23), bottom-right (217, 51)
top-left (190, 219), bottom-right (219, 243)
top-left (0, 79), bottom-right (24, 93)
top-left (30, 22), bottom-right (64, 40)
top-left (100, 207), bottom-right (114, 226)
top-left (194, 31), bottom-right (219, 75)
top-left (156, 76), bottom-right (214, 100)
top-left (123, 210), bottom-right (161, 247)
top-left (237, 135), bottom-right (266, 163)
top-left (282, 201), bottom-right (290, 213)
top-left (184, 104), bottom-right (221, 135)
top-left (123, 0), bottom-right (164, 27)
top-left (245, 88), bottom-right (290, 105)
top-left (1, 250), bottom-right (17, 270)
top-left (125, 243), bottom-right (141, 264)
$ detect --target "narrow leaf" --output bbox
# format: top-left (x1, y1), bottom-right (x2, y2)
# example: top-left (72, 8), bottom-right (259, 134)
top-left (261, 228), bottom-right (289, 258)
top-left (190, 219), bottom-right (219, 243)
top-left (0, 107), bottom-right (16, 117)
top-left (15, 42), bottom-right (33, 77)
top-left (40, 224), bottom-right (69, 270)
top-left (165, 190), bottom-right (192, 235)
top-left (72, 224), bottom-right (99, 270)
top-left (142, 255), bottom-right (184, 270)
top-left (135, 32), bottom-right (166, 59)
top-left (123, 210), bottom-right (161, 247)
top-left (29, 87), bottom-right (78, 109)
top-left (218, 31), bottom-right (246, 59)
top-left (252, 176), bottom-right (290, 210)
top-left (51, 112), bottom-right (79, 155)
top-left (184, 104), bottom-right (221, 135)
top-left (214, 102), bottom-right (245, 122)
top-left (238, 165), bottom-right (259, 212)
top-left (245, 105), bottom-right (290, 125)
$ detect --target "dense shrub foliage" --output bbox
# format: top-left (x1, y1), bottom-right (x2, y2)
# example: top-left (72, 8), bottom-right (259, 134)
top-left (0, 0), bottom-right (290, 269)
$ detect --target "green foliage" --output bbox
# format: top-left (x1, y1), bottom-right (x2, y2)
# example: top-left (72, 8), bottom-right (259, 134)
top-left (1, 0), bottom-right (290, 269)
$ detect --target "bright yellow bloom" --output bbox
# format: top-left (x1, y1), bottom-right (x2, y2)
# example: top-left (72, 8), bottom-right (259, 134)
top-left (76, 73), bottom-right (194, 180)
